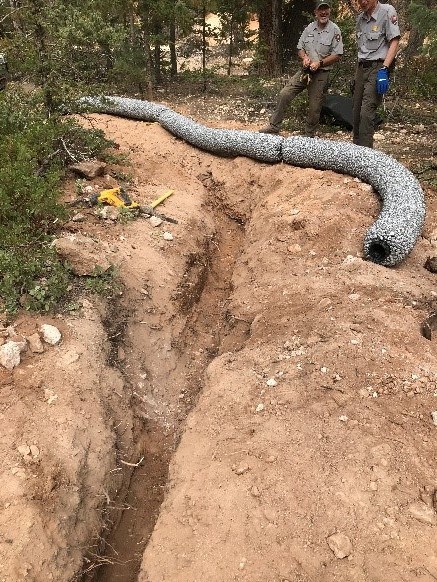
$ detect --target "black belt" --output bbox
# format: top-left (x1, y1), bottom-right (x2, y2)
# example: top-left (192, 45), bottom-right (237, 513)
top-left (358, 59), bottom-right (384, 68)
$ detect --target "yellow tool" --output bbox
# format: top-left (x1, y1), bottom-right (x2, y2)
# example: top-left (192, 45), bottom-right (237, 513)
top-left (150, 189), bottom-right (174, 209)
top-left (97, 187), bottom-right (139, 209)
top-left (70, 187), bottom-right (178, 224)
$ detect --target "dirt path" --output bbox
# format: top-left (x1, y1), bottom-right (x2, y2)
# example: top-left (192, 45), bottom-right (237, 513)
top-left (1, 108), bottom-right (437, 582)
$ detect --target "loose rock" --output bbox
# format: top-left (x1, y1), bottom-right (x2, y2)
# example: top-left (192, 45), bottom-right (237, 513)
top-left (0, 341), bottom-right (21, 370)
top-left (40, 324), bottom-right (62, 346)
top-left (327, 532), bottom-right (353, 559)
top-left (408, 501), bottom-right (437, 525)
top-left (27, 333), bottom-right (44, 354)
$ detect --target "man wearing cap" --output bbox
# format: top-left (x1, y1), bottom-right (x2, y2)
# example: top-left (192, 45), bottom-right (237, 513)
top-left (260, 2), bottom-right (343, 137)
top-left (353, 0), bottom-right (400, 148)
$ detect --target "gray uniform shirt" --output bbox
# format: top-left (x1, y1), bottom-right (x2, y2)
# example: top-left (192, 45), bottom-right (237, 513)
top-left (356, 2), bottom-right (401, 61)
top-left (297, 20), bottom-right (343, 70)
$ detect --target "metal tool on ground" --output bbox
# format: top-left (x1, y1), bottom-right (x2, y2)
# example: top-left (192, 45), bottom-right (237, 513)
top-left (70, 187), bottom-right (178, 224)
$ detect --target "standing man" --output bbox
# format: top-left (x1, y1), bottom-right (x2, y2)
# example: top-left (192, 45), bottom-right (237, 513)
top-left (260, 2), bottom-right (343, 137)
top-left (353, 0), bottom-right (400, 148)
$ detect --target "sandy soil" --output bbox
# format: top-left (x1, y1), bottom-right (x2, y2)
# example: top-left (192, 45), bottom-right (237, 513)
top-left (1, 105), bottom-right (437, 582)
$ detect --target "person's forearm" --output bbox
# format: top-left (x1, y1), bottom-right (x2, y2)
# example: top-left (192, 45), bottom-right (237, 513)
top-left (383, 38), bottom-right (400, 67)
top-left (319, 54), bottom-right (340, 67)
top-left (298, 49), bottom-right (310, 67)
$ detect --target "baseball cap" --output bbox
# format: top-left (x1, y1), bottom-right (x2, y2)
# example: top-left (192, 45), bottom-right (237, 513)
top-left (316, 2), bottom-right (331, 8)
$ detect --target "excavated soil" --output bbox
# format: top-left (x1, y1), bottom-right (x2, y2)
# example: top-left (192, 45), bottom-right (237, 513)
top-left (1, 106), bottom-right (437, 582)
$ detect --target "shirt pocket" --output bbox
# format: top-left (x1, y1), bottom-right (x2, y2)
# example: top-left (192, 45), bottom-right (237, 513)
top-left (365, 31), bottom-right (383, 50)
top-left (318, 38), bottom-right (332, 58)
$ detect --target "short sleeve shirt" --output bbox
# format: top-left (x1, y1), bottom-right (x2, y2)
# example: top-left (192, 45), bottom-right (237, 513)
top-left (297, 20), bottom-right (343, 70)
top-left (356, 2), bottom-right (401, 61)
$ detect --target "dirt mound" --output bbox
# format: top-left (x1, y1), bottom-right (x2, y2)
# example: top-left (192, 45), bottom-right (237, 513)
top-left (1, 112), bottom-right (436, 582)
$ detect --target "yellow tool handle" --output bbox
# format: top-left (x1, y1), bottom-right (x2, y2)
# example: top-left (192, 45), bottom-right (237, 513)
top-left (98, 188), bottom-right (139, 209)
top-left (151, 189), bottom-right (174, 209)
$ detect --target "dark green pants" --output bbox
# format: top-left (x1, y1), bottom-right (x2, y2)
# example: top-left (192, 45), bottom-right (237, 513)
top-left (269, 69), bottom-right (330, 136)
top-left (352, 62), bottom-right (383, 148)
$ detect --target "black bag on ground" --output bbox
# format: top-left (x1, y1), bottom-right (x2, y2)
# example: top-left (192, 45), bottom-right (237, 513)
top-left (321, 94), bottom-right (382, 131)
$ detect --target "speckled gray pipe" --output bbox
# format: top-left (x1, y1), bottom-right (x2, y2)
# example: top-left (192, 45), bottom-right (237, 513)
top-left (81, 96), bottom-right (425, 267)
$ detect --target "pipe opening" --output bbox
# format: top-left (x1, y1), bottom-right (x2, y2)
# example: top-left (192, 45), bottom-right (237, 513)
top-left (367, 240), bottom-right (391, 264)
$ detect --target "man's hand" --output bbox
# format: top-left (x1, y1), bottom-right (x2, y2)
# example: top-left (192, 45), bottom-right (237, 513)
top-left (376, 67), bottom-right (390, 95)
top-left (302, 55), bottom-right (311, 69)
top-left (309, 60), bottom-right (321, 72)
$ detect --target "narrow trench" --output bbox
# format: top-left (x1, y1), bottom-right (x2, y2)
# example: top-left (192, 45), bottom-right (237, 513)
top-left (87, 208), bottom-right (246, 582)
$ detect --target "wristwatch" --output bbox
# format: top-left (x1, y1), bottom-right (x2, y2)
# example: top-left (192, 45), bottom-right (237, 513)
top-left (319, 59), bottom-right (324, 68)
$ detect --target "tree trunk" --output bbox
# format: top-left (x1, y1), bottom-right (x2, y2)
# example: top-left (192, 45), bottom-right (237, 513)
top-left (404, 26), bottom-right (426, 59)
top-left (128, 4), bottom-right (135, 44)
top-left (281, 0), bottom-right (309, 72)
top-left (8, 0), bottom-right (23, 32)
top-left (153, 25), bottom-right (162, 85)
top-left (258, 0), bottom-right (282, 77)
top-left (202, 4), bottom-right (207, 92)
top-left (169, 17), bottom-right (177, 78)
top-left (227, 14), bottom-right (234, 76)
top-left (142, 27), bottom-right (155, 100)
top-left (400, 0), bottom-right (434, 59)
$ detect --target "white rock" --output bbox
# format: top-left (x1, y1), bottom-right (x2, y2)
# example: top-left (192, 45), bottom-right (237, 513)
top-left (72, 213), bottom-right (86, 222)
top-left (40, 324), bottom-right (62, 345)
top-left (431, 411), bottom-right (437, 426)
top-left (0, 341), bottom-right (21, 370)
top-left (266, 378), bottom-right (277, 387)
top-left (234, 463), bottom-right (250, 475)
top-left (327, 532), bottom-right (352, 558)
top-left (150, 216), bottom-right (163, 227)
top-left (409, 502), bottom-right (437, 525)
top-left (17, 445), bottom-right (31, 457)
top-left (163, 231), bottom-right (174, 241)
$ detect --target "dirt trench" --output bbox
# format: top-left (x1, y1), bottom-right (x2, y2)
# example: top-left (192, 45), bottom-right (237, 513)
top-left (76, 114), bottom-right (437, 582)
top-left (87, 200), bottom-right (246, 582)
top-left (3, 113), bottom-right (436, 582)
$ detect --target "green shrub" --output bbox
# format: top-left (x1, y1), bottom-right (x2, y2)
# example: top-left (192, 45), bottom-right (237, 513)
top-left (0, 239), bottom-right (71, 312)
top-left (0, 89), bottom-right (112, 313)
